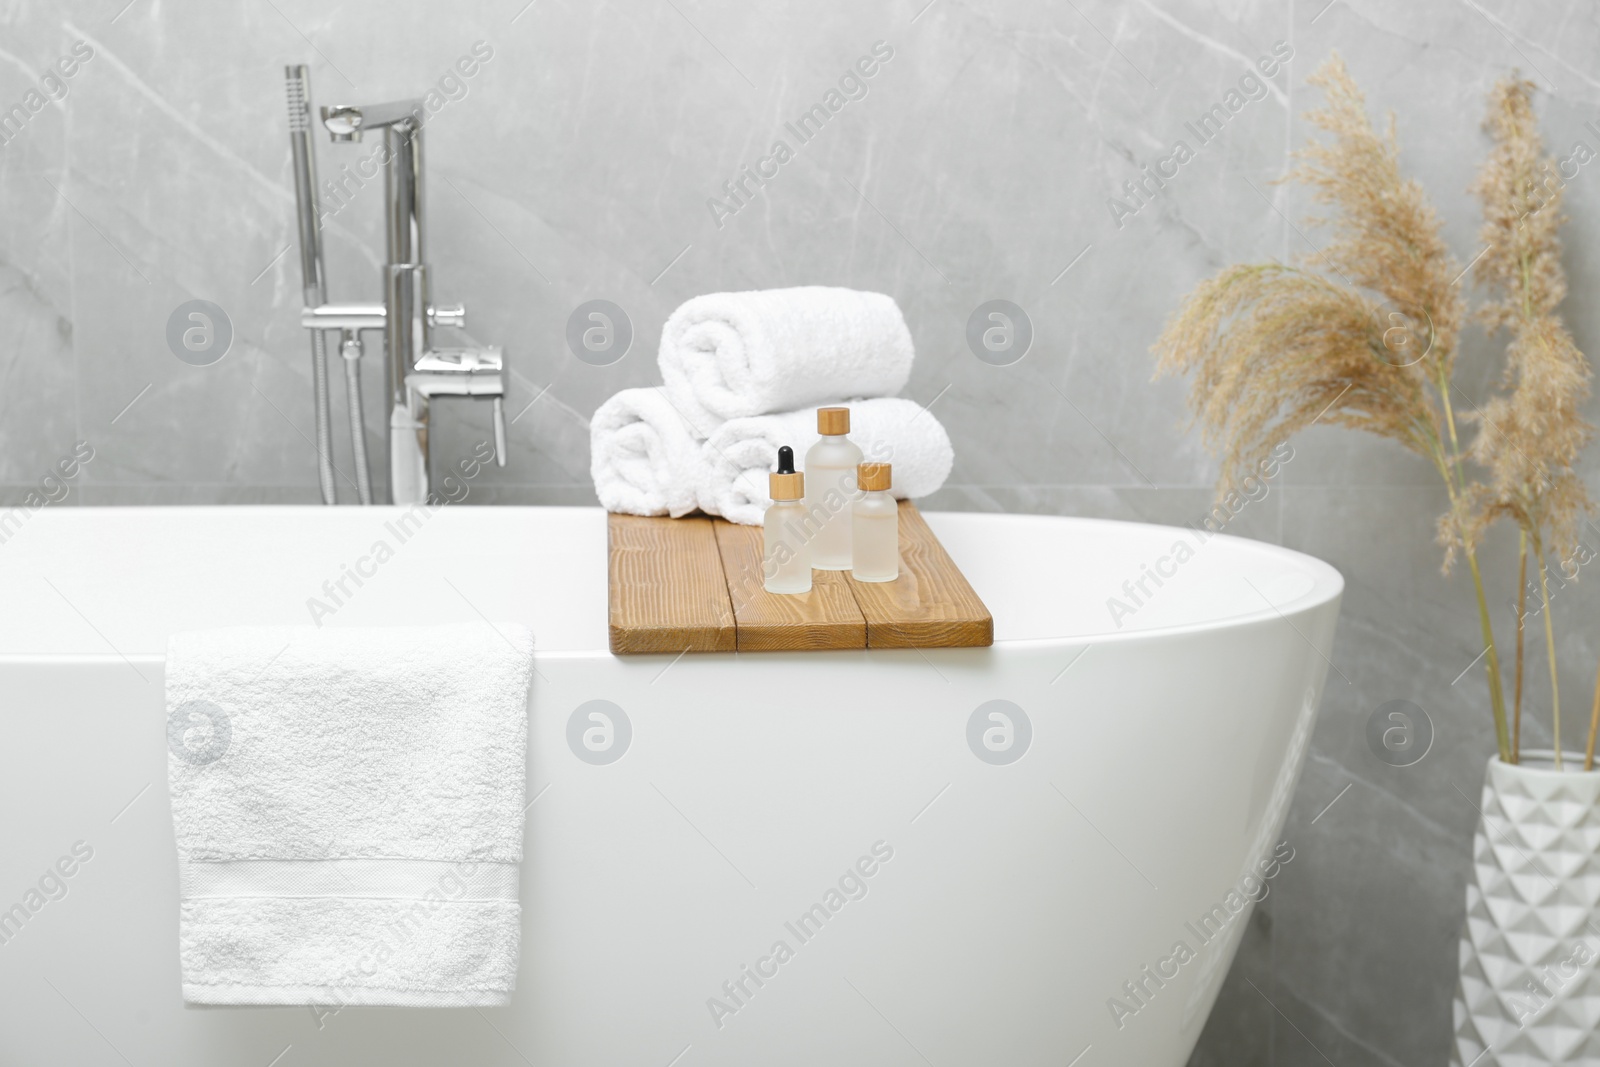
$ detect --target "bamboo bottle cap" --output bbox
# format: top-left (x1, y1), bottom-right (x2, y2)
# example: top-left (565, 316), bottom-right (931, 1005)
top-left (857, 462), bottom-right (891, 492)
top-left (769, 471), bottom-right (804, 501)
top-left (817, 406), bottom-right (850, 435)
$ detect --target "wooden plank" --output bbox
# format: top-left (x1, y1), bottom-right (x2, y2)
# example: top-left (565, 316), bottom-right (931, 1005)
top-left (843, 501), bottom-right (993, 648)
top-left (713, 521), bottom-right (867, 651)
top-left (608, 513), bottom-right (736, 654)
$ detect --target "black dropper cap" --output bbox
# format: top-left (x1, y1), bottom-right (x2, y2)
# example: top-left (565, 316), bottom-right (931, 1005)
top-left (769, 445), bottom-right (803, 501)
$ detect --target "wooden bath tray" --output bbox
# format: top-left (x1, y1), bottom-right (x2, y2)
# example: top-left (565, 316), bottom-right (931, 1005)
top-left (607, 501), bottom-right (993, 654)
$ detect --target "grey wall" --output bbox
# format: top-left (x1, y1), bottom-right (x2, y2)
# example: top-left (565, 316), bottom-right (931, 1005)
top-left (4, 0), bottom-right (1600, 1062)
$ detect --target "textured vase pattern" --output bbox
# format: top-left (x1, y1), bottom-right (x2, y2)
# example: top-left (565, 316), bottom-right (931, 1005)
top-left (1453, 753), bottom-right (1600, 1066)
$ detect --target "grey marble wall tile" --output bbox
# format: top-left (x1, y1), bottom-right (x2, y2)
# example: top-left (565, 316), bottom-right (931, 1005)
top-left (0, 21), bottom-right (81, 485)
top-left (0, 260), bottom-right (77, 482)
top-left (6, 1), bottom-right (1600, 1063)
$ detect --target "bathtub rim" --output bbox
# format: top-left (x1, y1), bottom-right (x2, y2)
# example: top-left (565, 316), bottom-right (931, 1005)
top-left (0, 504), bottom-right (1344, 661)
top-left (0, 601), bottom-right (1342, 669)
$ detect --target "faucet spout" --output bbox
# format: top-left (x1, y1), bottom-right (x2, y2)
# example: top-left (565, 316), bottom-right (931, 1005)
top-left (320, 99), bottom-right (424, 142)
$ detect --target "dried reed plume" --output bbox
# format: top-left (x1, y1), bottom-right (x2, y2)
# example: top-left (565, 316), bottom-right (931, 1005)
top-left (1467, 75), bottom-right (1594, 767)
top-left (1153, 54), bottom-right (1514, 761)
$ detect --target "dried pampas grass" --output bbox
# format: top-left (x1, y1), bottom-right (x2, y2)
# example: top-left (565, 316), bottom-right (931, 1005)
top-left (1154, 56), bottom-right (1461, 500)
top-left (1467, 75), bottom-right (1594, 767)
top-left (1149, 54), bottom-right (1600, 765)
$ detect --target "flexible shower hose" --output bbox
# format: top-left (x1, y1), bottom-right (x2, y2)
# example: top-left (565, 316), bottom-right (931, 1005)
top-left (343, 337), bottom-right (373, 505)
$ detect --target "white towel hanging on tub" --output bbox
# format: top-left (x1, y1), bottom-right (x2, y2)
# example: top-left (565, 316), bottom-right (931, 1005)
top-left (165, 621), bottom-right (534, 1007)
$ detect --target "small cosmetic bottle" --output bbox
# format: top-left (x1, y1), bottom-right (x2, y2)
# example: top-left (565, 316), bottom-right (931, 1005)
top-left (764, 446), bottom-right (811, 595)
top-left (851, 462), bottom-right (898, 583)
top-left (804, 406), bottom-right (863, 570)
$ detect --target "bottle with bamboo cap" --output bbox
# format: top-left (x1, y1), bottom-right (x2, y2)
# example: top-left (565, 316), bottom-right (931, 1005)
top-left (764, 446), bottom-right (811, 595)
top-left (804, 406), bottom-right (863, 570)
top-left (851, 462), bottom-right (898, 582)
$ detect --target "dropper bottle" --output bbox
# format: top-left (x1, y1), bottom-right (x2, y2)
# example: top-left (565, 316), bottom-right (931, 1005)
top-left (764, 446), bottom-right (811, 594)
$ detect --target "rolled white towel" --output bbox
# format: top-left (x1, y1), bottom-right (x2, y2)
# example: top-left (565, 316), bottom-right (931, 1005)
top-left (700, 397), bottom-right (953, 525)
top-left (659, 287), bottom-right (914, 427)
top-left (589, 387), bottom-right (711, 518)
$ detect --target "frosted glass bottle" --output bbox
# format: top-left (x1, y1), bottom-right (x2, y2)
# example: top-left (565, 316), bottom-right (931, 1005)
top-left (804, 407), bottom-right (863, 570)
top-left (764, 447), bottom-right (811, 594)
top-left (851, 462), bottom-right (898, 582)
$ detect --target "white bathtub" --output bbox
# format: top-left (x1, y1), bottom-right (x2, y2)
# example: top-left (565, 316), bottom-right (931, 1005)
top-left (0, 504), bottom-right (1340, 1066)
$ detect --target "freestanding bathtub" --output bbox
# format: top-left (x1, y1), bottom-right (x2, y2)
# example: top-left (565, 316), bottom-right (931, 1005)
top-left (0, 505), bottom-right (1340, 1067)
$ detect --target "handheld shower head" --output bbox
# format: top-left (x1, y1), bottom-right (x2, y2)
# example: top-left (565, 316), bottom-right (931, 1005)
top-left (284, 65), bottom-right (312, 134)
top-left (283, 66), bottom-right (324, 292)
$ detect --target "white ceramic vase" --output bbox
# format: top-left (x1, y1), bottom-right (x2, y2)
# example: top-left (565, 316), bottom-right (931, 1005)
top-left (1453, 751), bottom-right (1600, 1066)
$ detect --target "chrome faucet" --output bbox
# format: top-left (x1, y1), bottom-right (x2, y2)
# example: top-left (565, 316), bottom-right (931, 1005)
top-left (284, 67), bottom-right (505, 506)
